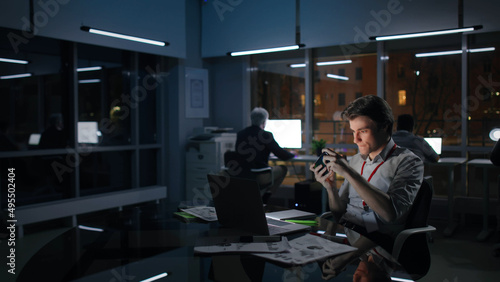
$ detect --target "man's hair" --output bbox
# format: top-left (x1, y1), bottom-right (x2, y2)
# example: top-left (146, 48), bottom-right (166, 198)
top-left (397, 114), bottom-right (414, 132)
top-left (341, 95), bottom-right (394, 135)
top-left (250, 107), bottom-right (269, 126)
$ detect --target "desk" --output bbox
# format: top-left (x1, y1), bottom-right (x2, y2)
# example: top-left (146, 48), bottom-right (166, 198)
top-left (428, 157), bottom-right (467, 237)
top-left (467, 159), bottom-right (495, 241)
top-left (16, 202), bottom-right (413, 282)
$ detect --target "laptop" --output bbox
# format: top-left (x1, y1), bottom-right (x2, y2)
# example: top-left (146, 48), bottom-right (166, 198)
top-left (206, 174), bottom-right (311, 236)
top-left (424, 137), bottom-right (442, 155)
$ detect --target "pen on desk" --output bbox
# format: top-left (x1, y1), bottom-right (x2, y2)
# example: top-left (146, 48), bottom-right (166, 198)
top-left (284, 219), bottom-right (318, 226)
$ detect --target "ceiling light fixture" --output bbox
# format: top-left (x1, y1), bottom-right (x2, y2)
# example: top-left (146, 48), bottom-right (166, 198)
top-left (0, 73), bottom-right (32, 80)
top-left (228, 44), bottom-right (303, 56)
top-left (316, 59), bottom-right (352, 66)
top-left (326, 74), bottom-right (349, 81)
top-left (0, 57), bottom-right (29, 64)
top-left (78, 79), bottom-right (101, 84)
top-left (289, 59), bottom-right (352, 68)
top-left (415, 47), bottom-right (495, 57)
top-left (77, 66), bottom-right (103, 72)
top-left (139, 272), bottom-right (169, 282)
top-left (81, 26), bottom-right (168, 47)
top-left (370, 25), bottom-right (482, 41)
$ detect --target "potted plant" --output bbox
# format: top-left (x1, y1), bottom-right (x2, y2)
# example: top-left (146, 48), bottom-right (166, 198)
top-left (311, 138), bottom-right (326, 156)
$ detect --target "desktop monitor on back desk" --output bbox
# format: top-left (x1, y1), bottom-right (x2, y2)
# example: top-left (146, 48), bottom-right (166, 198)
top-left (265, 119), bottom-right (302, 149)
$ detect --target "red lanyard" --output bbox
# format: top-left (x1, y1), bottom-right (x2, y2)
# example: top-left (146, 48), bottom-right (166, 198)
top-left (360, 144), bottom-right (397, 182)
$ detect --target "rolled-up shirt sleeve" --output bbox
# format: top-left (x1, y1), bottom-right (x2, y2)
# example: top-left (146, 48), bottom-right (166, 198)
top-left (386, 153), bottom-right (424, 223)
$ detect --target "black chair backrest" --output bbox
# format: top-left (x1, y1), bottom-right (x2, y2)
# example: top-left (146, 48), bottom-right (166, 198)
top-left (398, 177), bottom-right (433, 279)
top-left (223, 150), bottom-right (253, 179)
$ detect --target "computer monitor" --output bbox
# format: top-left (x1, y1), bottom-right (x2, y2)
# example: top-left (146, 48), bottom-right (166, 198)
top-left (28, 133), bottom-right (41, 146)
top-left (424, 137), bottom-right (442, 155)
top-left (78, 121), bottom-right (100, 144)
top-left (264, 119), bottom-right (302, 149)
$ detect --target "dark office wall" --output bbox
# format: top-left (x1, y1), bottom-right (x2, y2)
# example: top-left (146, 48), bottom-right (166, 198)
top-left (206, 56), bottom-right (250, 132)
top-left (0, 0), bottom-right (186, 58)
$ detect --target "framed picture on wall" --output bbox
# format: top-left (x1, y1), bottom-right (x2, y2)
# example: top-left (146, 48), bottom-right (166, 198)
top-left (185, 67), bottom-right (209, 118)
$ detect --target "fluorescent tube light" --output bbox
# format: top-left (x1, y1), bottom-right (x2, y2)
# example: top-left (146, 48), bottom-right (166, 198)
top-left (78, 225), bottom-right (104, 232)
top-left (229, 44), bottom-right (302, 56)
top-left (415, 50), bottom-right (462, 57)
top-left (0, 73), bottom-right (32, 80)
top-left (79, 79), bottom-right (101, 84)
top-left (81, 26), bottom-right (168, 47)
top-left (371, 25), bottom-right (482, 41)
top-left (327, 74), bottom-right (349, 81)
top-left (0, 57), bottom-right (29, 64)
top-left (77, 66), bottom-right (102, 72)
top-left (416, 47), bottom-right (495, 57)
top-left (316, 60), bottom-right (352, 66)
top-left (140, 273), bottom-right (169, 282)
top-left (391, 277), bottom-right (415, 282)
top-left (468, 47), bottom-right (496, 53)
top-left (289, 59), bottom-right (352, 68)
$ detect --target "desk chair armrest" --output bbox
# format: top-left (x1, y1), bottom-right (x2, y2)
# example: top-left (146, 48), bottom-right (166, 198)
top-left (392, 225), bottom-right (436, 259)
top-left (250, 167), bottom-right (272, 173)
top-left (320, 211), bottom-right (333, 219)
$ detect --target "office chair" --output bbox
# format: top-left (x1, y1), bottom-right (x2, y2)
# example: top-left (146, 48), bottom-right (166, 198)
top-left (320, 177), bottom-right (436, 280)
top-left (222, 150), bottom-right (274, 197)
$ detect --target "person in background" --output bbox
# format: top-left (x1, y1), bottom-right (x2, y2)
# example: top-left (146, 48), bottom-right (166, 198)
top-left (39, 113), bottom-right (66, 149)
top-left (392, 114), bottom-right (439, 163)
top-left (235, 107), bottom-right (295, 203)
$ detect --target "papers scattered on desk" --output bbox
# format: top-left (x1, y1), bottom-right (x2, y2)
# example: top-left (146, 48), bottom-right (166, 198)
top-left (253, 234), bottom-right (357, 265)
top-left (180, 206), bottom-right (218, 221)
top-left (194, 236), bottom-right (291, 254)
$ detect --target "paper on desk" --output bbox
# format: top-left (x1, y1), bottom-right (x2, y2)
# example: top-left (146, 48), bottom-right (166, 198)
top-left (253, 234), bottom-right (357, 265)
top-left (194, 236), bottom-right (291, 254)
top-left (181, 206), bottom-right (218, 221)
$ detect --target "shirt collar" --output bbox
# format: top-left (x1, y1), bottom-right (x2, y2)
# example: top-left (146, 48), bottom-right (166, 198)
top-left (363, 138), bottom-right (396, 163)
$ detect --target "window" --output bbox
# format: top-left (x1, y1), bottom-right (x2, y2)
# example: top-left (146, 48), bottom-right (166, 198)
top-left (313, 45), bottom-right (377, 149)
top-left (384, 34), bottom-right (462, 147)
top-left (0, 27), bottom-right (166, 208)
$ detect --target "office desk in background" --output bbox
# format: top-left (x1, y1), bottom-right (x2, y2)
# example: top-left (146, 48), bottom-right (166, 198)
top-left (428, 157), bottom-right (467, 237)
top-left (467, 159), bottom-right (495, 242)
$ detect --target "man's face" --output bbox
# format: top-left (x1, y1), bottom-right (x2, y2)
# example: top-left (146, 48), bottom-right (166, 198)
top-left (349, 116), bottom-right (389, 159)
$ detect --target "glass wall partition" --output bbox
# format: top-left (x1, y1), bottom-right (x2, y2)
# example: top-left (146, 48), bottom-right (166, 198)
top-left (384, 35), bottom-right (463, 149)
top-left (0, 27), bottom-right (166, 210)
top-left (467, 32), bottom-right (500, 149)
top-left (313, 44), bottom-right (377, 156)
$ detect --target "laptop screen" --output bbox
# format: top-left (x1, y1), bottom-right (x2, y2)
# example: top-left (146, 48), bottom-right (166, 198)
top-left (424, 137), bottom-right (442, 155)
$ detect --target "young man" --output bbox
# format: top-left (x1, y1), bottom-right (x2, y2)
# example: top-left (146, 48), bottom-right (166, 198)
top-left (311, 95), bottom-right (424, 277)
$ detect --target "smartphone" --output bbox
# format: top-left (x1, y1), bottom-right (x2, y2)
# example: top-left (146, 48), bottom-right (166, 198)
top-left (314, 152), bottom-right (329, 176)
top-left (314, 152), bottom-right (327, 168)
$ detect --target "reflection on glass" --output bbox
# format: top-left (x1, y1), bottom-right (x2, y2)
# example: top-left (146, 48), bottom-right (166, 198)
top-left (0, 155), bottom-right (72, 207)
top-left (467, 32), bottom-right (500, 147)
top-left (314, 49), bottom-right (377, 148)
top-left (140, 149), bottom-right (158, 187)
top-left (79, 151), bottom-right (132, 195)
top-left (385, 36), bottom-right (462, 146)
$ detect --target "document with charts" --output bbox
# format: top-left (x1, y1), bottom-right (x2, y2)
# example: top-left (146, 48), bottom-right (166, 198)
top-left (181, 206), bottom-right (218, 221)
top-left (252, 234), bottom-right (357, 265)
